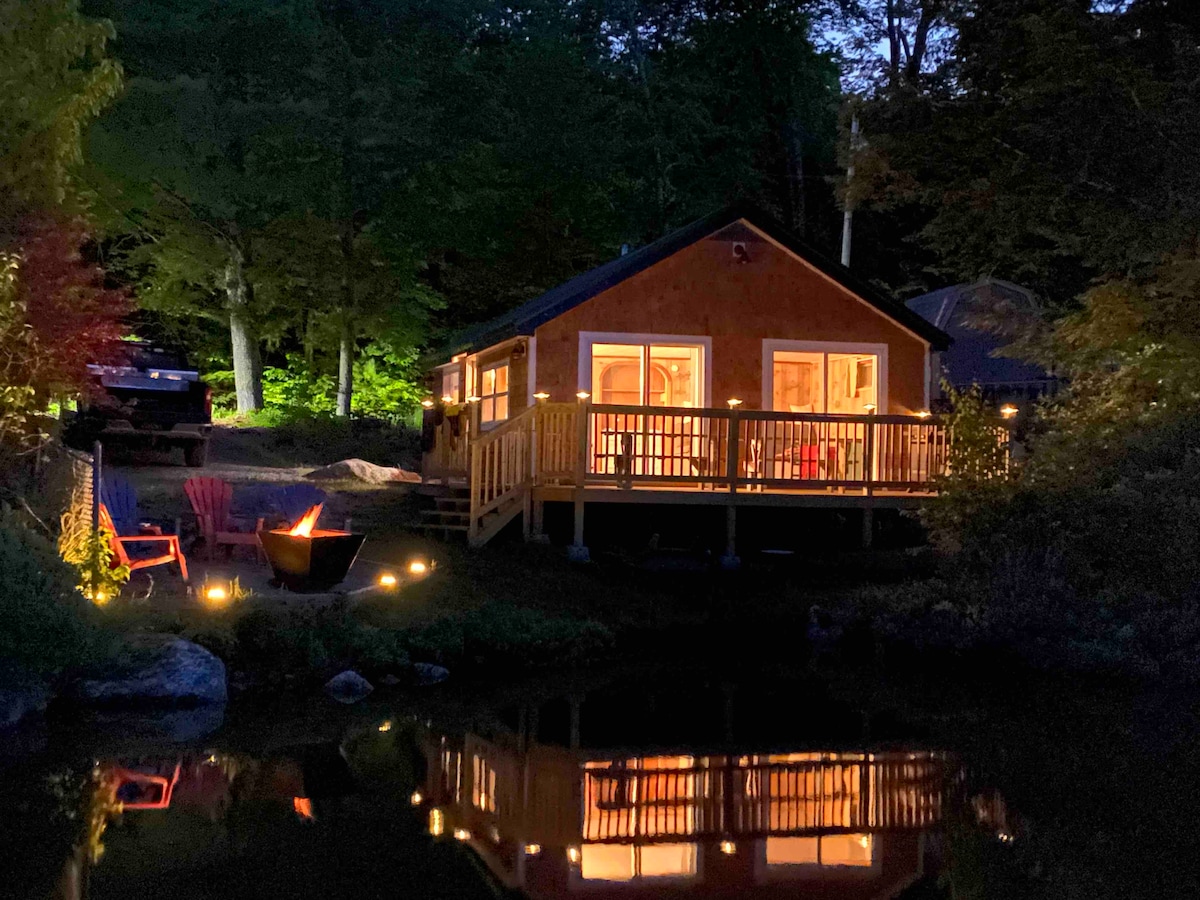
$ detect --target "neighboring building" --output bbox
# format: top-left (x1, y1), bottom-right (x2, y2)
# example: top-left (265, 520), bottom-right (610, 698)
top-left (905, 279), bottom-right (1057, 407)
top-left (421, 206), bottom-right (964, 551)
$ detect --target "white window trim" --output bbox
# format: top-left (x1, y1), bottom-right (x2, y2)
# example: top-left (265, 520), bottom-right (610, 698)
top-left (478, 359), bottom-right (510, 429)
top-left (762, 339), bottom-right (888, 414)
top-left (578, 331), bottom-right (712, 408)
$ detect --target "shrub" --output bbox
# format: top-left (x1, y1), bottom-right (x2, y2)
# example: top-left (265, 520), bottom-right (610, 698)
top-left (0, 508), bottom-right (99, 676)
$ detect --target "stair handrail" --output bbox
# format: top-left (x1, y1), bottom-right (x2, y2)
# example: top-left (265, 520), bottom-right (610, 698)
top-left (468, 405), bottom-right (538, 542)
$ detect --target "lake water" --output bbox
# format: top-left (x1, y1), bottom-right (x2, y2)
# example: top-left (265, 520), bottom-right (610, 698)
top-left (3, 660), bottom-right (1198, 899)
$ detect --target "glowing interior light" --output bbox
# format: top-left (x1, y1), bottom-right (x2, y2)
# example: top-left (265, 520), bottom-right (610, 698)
top-left (410, 791), bottom-right (423, 806)
top-left (408, 560), bottom-right (428, 576)
top-left (720, 840), bottom-right (736, 855)
top-left (378, 573), bottom-right (398, 588)
top-left (567, 846), bottom-right (581, 865)
top-left (429, 808), bottom-right (444, 836)
top-left (205, 586), bottom-right (228, 603)
top-left (453, 828), bottom-right (471, 841)
top-left (524, 843), bottom-right (542, 856)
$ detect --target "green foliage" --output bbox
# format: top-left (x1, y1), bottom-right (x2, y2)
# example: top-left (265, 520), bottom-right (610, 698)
top-left (0, 508), bottom-right (99, 675)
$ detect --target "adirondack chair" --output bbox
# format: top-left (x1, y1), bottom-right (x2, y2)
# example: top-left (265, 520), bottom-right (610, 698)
top-left (100, 504), bottom-right (189, 583)
top-left (111, 762), bottom-right (182, 809)
top-left (268, 483), bottom-right (327, 530)
top-left (183, 477), bottom-right (265, 562)
top-left (100, 472), bottom-right (181, 537)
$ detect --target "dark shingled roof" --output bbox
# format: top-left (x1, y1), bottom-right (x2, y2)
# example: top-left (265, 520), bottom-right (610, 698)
top-left (906, 280), bottom-right (1053, 389)
top-left (443, 204), bottom-right (950, 358)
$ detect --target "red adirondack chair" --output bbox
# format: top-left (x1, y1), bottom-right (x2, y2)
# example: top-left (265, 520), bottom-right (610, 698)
top-left (183, 477), bottom-right (264, 562)
top-left (100, 504), bottom-right (189, 583)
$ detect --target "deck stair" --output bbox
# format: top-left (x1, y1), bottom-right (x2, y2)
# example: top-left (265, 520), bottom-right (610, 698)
top-left (417, 488), bottom-right (471, 540)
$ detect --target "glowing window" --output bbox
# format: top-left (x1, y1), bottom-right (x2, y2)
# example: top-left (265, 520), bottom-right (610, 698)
top-left (580, 843), bottom-right (697, 881)
top-left (771, 351), bottom-right (878, 414)
top-left (472, 754), bottom-right (496, 813)
top-left (441, 368), bottom-right (461, 403)
top-left (591, 343), bottom-right (702, 408)
top-left (479, 363), bottom-right (509, 425)
top-left (766, 835), bottom-right (872, 867)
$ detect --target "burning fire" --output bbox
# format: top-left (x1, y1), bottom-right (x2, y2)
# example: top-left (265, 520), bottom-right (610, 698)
top-left (286, 504), bottom-right (324, 537)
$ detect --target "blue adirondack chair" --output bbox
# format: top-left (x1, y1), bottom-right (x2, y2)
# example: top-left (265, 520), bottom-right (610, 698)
top-left (100, 472), bottom-right (141, 536)
top-left (268, 483), bottom-right (328, 529)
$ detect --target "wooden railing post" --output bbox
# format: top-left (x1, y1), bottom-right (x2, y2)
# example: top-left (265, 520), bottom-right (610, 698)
top-left (725, 407), bottom-right (740, 494)
top-left (468, 439), bottom-right (481, 544)
top-left (863, 408), bottom-right (876, 497)
top-left (570, 398), bottom-right (590, 560)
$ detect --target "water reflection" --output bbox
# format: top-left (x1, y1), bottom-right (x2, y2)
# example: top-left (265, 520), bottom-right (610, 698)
top-left (416, 726), bottom-right (1010, 899)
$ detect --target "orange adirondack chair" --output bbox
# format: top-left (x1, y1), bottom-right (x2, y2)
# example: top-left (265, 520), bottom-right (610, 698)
top-left (100, 504), bottom-right (189, 583)
top-left (183, 477), bottom-right (264, 561)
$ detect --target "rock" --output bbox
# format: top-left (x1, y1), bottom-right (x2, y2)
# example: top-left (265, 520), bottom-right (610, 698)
top-left (324, 670), bottom-right (374, 703)
top-left (73, 635), bottom-right (227, 706)
top-left (0, 675), bottom-right (50, 730)
top-left (379, 674), bottom-right (401, 686)
top-left (412, 663), bottom-right (450, 686)
top-left (305, 458), bottom-right (421, 485)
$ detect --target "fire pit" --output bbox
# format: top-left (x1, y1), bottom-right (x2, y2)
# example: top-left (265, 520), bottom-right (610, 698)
top-left (258, 504), bottom-right (365, 592)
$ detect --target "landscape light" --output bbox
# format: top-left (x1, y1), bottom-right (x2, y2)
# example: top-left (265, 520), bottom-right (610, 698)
top-left (524, 843), bottom-right (542, 856)
top-left (205, 585), bottom-right (228, 604)
top-left (453, 828), bottom-right (471, 841)
top-left (1000, 404), bottom-right (1019, 419)
top-left (575, 391), bottom-right (590, 401)
top-left (719, 840), bottom-right (736, 855)
top-left (410, 791), bottom-right (423, 806)
top-left (378, 573), bottom-right (397, 588)
top-left (378, 720), bottom-right (393, 733)
top-left (726, 398), bottom-right (743, 408)
top-left (408, 560), bottom-right (428, 576)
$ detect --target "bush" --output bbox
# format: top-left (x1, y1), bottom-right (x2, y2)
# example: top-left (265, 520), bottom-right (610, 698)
top-left (0, 508), bottom-right (99, 676)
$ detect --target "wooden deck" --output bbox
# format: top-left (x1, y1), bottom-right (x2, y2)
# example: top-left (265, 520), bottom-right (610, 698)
top-left (422, 402), bottom-right (1000, 548)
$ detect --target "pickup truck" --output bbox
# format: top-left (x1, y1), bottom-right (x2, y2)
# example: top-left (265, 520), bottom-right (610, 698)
top-left (64, 341), bottom-right (213, 467)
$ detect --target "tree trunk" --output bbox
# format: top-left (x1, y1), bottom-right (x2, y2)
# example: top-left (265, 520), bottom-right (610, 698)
top-left (784, 116), bottom-right (806, 236)
top-left (223, 245), bottom-right (263, 413)
top-left (336, 317), bottom-right (353, 418)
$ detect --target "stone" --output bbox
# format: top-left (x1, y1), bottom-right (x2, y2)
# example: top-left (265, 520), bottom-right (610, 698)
top-left (305, 458), bottom-right (421, 485)
top-left (324, 670), bottom-right (374, 703)
top-left (411, 663), bottom-right (450, 686)
top-left (0, 676), bottom-right (50, 730)
top-left (73, 635), bottom-right (227, 706)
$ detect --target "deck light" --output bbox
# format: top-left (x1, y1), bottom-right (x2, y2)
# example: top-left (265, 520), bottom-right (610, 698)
top-left (421, 399), bottom-right (435, 409)
top-left (429, 808), bottom-right (444, 836)
top-left (534, 391), bottom-right (550, 401)
top-left (453, 828), bottom-right (472, 841)
top-left (575, 391), bottom-right (590, 401)
top-left (863, 403), bottom-right (877, 413)
top-left (719, 840), bottom-right (736, 855)
top-left (410, 790), bottom-right (423, 805)
top-left (441, 394), bottom-right (454, 404)
top-left (524, 843), bottom-right (542, 856)
top-left (567, 846), bottom-right (581, 865)
top-left (1000, 404), bottom-right (1019, 419)
top-left (917, 410), bottom-right (932, 419)
top-left (378, 573), bottom-right (397, 588)
top-left (408, 559), bottom-right (428, 576)
top-left (466, 395), bottom-right (481, 403)
top-left (726, 398), bottom-right (743, 408)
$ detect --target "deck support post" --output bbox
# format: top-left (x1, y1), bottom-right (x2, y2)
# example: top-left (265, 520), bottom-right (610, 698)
top-left (569, 399), bottom-right (590, 562)
top-left (720, 504), bottom-right (740, 569)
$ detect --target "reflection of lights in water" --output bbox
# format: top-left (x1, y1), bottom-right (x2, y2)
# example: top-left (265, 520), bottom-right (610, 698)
top-left (719, 840), bottom-right (736, 855)
top-left (489, 826), bottom-right (501, 844)
top-left (429, 808), bottom-right (444, 836)
top-left (293, 797), bottom-right (314, 820)
top-left (998, 831), bottom-right (1014, 843)
top-left (858, 835), bottom-right (870, 849)
top-left (567, 846), bottom-right (581, 865)
top-left (453, 828), bottom-right (471, 841)
top-left (410, 791), bottom-right (423, 806)
top-left (524, 843), bottom-right (542, 856)
top-left (378, 720), bottom-right (392, 732)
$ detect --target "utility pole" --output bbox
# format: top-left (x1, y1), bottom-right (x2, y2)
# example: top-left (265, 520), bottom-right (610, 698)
top-left (840, 115), bottom-right (859, 268)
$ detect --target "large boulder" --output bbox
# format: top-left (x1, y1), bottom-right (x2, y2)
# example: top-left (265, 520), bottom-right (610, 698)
top-left (73, 635), bottom-right (227, 706)
top-left (324, 669), bottom-right (373, 704)
top-left (305, 458), bottom-right (421, 485)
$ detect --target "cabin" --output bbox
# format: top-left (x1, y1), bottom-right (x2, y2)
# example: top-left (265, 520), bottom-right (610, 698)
top-left (421, 206), bottom-right (962, 557)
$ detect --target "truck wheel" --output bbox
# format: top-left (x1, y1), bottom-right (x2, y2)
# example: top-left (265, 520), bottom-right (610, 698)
top-left (184, 441), bottom-right (209, 467)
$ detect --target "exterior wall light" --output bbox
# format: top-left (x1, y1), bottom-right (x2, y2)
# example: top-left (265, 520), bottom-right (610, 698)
top-left (1000, 404), bottom-right (1019, 418)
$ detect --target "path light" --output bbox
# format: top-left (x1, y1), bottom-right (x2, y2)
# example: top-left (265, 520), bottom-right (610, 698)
top-left (575, 390), bottom-right (590, 401)
top-left (533, 391), bottom-right (550, 401)
top-left (410, 791), bottom-right (423, 806)
top-left (1000, 404), bottom-right (1019, 419)
top-left (378, 573), bottom-right (398, 588)
top-left (567, 846), bottom-right (581, 865)
top-left (378, 720), bottom-right (393, 733)
top-left (429, 808), bottom-right (444, 836)
top-left (719, 840), bottom-right (736, 855)
top-left (524, 843), bottom-right (542, 856)
top-left (421, 399), bottom-right (435, 409)
top-left (726, 398), bottom-right (743, 408)
top-left (205, 585), bottom-right (228, 604)
top-left (408, 559), bottom-right (428, 576)
top-left (453, 828), bottom-right (472, 841)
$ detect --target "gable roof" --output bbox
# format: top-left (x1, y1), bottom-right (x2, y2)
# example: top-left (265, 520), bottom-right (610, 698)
top-left (906, 280), bottom-right (1052, 388)
top-left (444, 205), bottom-right (951, 358)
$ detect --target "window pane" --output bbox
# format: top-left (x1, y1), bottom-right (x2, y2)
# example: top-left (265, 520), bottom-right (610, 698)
top-left (639, 843), bottom-right (697, 878)
top-left (593, 344), bottom-right (643, 404)
top-left (481, 398), bottom-right (495, 422)
top-left (495, 394), bottom-right (508, 421)
top-left (772, 351), bottom-right (824, 413)
top-left (818, 834), bottom-right (873, 867)
top-left (766, 837), bottom-right (820, 866)
top-left (581, 844), bottom-right (634, 881)
top-left (494, 364), bottom-right (508, 394)
top-left (442, 370), bottom-right (460, 403)
top-left (827, 354), bottom-right (877, 414)
top-left (648, 345), bottom-right (700, 408)
top-left (482, 367), bottom-right (496, 395)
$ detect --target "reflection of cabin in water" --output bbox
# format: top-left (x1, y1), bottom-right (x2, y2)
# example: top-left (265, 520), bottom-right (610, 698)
top-left (419, 728), bottom-right (956, 900)
top-left (420, 206), bottom-right (981, 553)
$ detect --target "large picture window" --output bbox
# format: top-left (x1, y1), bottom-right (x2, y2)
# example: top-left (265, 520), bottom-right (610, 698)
top-left (766, 342), bottom-right (884, 414)
top-left (479, 362), bottom-right (509, 425)
top-left (590, 342), bottom-right (704, 408)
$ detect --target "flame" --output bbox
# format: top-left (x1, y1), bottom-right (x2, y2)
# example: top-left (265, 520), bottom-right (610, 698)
top-left (287, 504), bottom-right (323, 537)
top-left (293, 797), bottom-right (314, 820)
